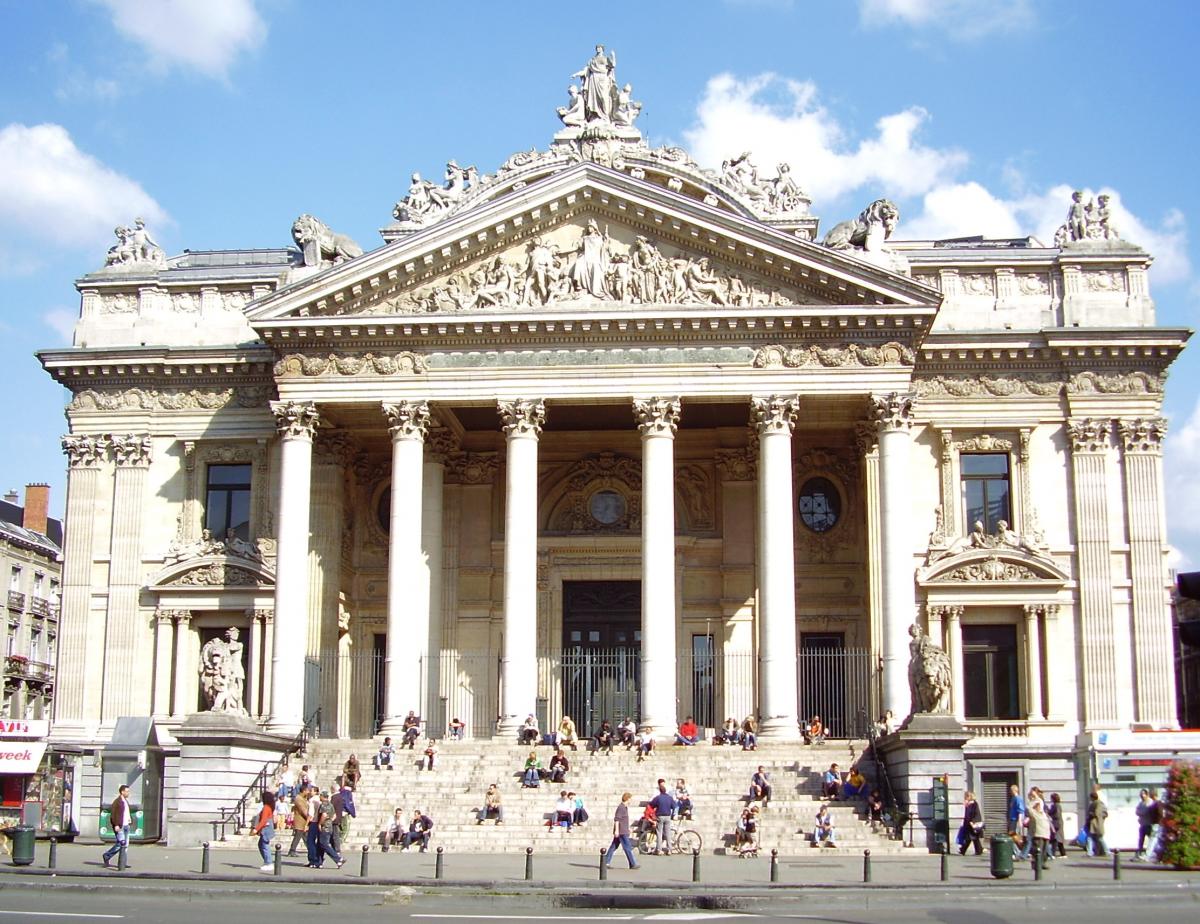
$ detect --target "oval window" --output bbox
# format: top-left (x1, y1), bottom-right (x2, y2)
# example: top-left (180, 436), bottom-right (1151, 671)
top-left (799, 477), bottom-right (840, 533)
top-left (589, 489), bottom-right (626, 525)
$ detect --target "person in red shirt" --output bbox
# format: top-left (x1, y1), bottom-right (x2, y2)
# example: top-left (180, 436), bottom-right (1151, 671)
top-left (674, 715), bottom-right (699, 746)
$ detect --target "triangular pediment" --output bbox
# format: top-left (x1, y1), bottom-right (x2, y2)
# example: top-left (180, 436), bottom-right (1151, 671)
top-left (247, 163), bottom-right (939, 327)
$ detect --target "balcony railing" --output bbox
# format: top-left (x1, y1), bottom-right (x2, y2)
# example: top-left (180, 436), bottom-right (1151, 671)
top-left (965, 720), bottom-right (1028, 739)
top-left (3, 656), bottom-right (54, 684)
top-left (29, 596), bottom-right (50, 618)
top-left (6, 591), bottom-right (24, 613)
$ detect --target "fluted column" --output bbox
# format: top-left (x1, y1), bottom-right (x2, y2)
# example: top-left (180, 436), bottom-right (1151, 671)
top-left (496, 399), bottom-right (545, 736)
top-left (424, 427), bottom-right (455, 732)
top-left (378, 401), bottom-right (431, 733)
top-left (1118, 418), bottom-right (1177, 728)
top-left (870, 393), bottom-right (917, 718)
top-left (247, 608), bottom-right (265, 718)
top-left (267, 400), bottom-right (319, 735)
top-left (105, 435), bottom-right (152, 721)
top-left (635, 397), bottom-right (681, 737)
top-left (1068, 418), bottom-right (1119, 728)
top-left (1023, 604), bottom-right (1044, 720)
top-left (752, 395), bottom-right (801, 740)
top-left (152, 608), bottom-right (176, 718)
top-left (57, 436), bottom-right (105, 732)
top-left (945, 606), bottom-right (965, 721)
top-left (171, 611), bottom-right (192, 718)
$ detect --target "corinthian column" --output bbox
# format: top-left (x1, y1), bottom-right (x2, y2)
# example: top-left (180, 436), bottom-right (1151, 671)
top-left (267, 400), bottom-right (319, 735)
top-left (496, 399), bottom-right (545, 737)
top-left (870, 393), bottom-right (916, 718)
top-left (380, 401), bottom-right (431, 734)
top-left (752, 395), bottom-right (801, 740)
top-left (1024, 604), bottom-right (1044, 720)
top-left (635, 397), bottom-right (681, 738)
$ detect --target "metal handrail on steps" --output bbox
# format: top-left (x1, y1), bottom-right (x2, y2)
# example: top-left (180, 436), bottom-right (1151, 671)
top-left (860, 708), bottom-right (908, 840)
top-left (209, 707), bottom-right (321, 842)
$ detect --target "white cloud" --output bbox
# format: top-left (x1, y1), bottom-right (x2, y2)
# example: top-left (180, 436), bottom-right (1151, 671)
top-left (92, 0), bottom-right (266, 80)
top-left (859, 0), bottom-right (1034, 40)
top-left (683, 73), bottom-right (967, 202)
top-left (1166, 398), bottom-right (1200, 569)
top-left (0, 123), bottom-right (168, 272)
top-left (42, 308), bottom-right (77, 344)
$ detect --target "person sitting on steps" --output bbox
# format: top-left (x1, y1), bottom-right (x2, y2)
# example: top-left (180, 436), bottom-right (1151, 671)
top-left (867, 788), bottom-right (884, 831)
top-left (373, 737), bottom-right (395, 770)
top-left (571, 791), bottom-right (589, 826)
top-left (618, 716), bottom-right (637, 749)
top-left (634, 728), bottom-right (655, 761)
top-left (804, 714), bottom-right (825, 745)
top-left (717, 717), bottom-right (740, 746)
top-left (447, 717), bottom-right (465, 740)
top-left (735, 806), bottom-right (760, 855)
top-left (553, 790), bottom-right (575, 831)
top-left (549, 748), bottom-right (570, 783)
top-left (477, 783), bottom-right (504, 825)
top-left (813, 804), bottom-right (837, 847)
top-left (750, 766), bottom-right (772, 806)
top-left (383, 807), bottom-right (405, 851)
top-left (555, 715), bottom-right (579, 751)
top-left (674, 778), bottom-right (694, 820)
top-left (421, 737), bottom-right (438, 771)
top-left (822, 763), bottom-right (843, 800)
top-left (842, 766), bottom-right (866, 800)
top-left (519, 714), bottom-right (540, 747)
top-left (674, 715), bottom-right (699, 746)
top-left (400, 809), bottom-right (433, 852)
top-left (401, 711), bottom-right (422, 749)
top-left (740, 716), bottom-right (757, 750)
top-left (522, 751), bottom-right (543, 788)
top-left (594, 720), bottom-right (615, 755)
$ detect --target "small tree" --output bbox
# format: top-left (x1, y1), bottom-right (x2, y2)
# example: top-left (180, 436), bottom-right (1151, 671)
top-left (1160, 760), bottom-right (1200, 870)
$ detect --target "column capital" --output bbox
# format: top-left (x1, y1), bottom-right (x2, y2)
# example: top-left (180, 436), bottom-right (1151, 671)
top-left (869, 392), bottom-right (915, 434)
top-left (1066, 417), bottom-right (1111, 454)
top-left (154, 607), bottom-right (177, 626)
top-left (498, 398), bottom-right (545, 437)
top-left (111, 434), bottom-right (152, 467)
top-left (251, 607), bottom-right (274, 625)
top-left (61, 434), bottom-right (106, 468)
top-left (271, 400), bottom-right (320, 439)
top-left (751, 395), bottom-right (800, 435)
top-left (1023, 603), bottom-right (1041, 619)
top-left (634, 397), bottom-right (681, 437)
top-left (1117, 416), bottom-right (1167, 454)
top-left (382, 400), bottom-right (431, 441)
top-left (1043, 603), bottom-right (1060, 620)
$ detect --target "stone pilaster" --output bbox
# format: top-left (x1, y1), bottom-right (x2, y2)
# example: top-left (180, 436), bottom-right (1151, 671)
top-left (1067, 418), bottom-right (1119, 728)
top-left (752, 395), bottom-right (801, 741)
top-left (944, 606), bottom-right (965, 722)
top-left (496, 399), bottom-right (544, 736)
top-left (870, 393), bottom-right (917, 718)
top-left (152, 608), bottom-right (177, 718)
top-left (267, 400), bottom-right (319, 734)
top-left (172, 610), bottom-right (193, 718)
top-left (1023, 604), bottom-right (1044, 720)
top-left (1118, 417), bottom-right (1177, 728)
top-left (380, 401), bottom-right (431, 733)
top-left (105, 434), bottom-right (152, 721)
top-left (635, 397), bottom-right (681, 738)
top-left (56, 435), bottom-right (106, 733)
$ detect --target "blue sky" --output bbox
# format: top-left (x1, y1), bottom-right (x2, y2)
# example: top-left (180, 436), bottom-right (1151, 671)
top-left (2, 0), bottom-right (1199, 566)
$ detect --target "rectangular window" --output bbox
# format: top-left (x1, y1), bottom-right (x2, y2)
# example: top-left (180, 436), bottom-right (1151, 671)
top-left (963, 624), bottom-right (1019, 719)
top-left (205, 463), bottom-right (252, 541)
top-left (33, 573), bottom-right (44, 596)
top-left (8, 567), bottom-right (19, 592)
top-left (691, 634), bottom-right (715, 729)
top-left (961, 453), bottom-right (1011, 534)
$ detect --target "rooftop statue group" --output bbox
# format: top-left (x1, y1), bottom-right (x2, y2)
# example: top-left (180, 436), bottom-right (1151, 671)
top-left (103, 218), bottom-right (166, 269)
top-left (927, 515), bottom-right (1047, 563)
top-left (556, 44), bottom-right (642, 131)
top-left (163, 525), bottom-right (264, 566)
top-left (1054, 190), bottom-right (1120, 245)
top-left (199, 627), bottom-right (247, 716)
top-left (393, 161), bottom-right (481, 226)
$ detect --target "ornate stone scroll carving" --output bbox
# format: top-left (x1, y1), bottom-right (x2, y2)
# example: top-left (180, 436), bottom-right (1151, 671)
top-left (291, 214), bottom-right (363, 267)
top-left (271, 400), bottom-right (320, 439)
top-left (273, 351), bottom-right (427, 377)
top-left (1117, 417), bottom-right (1167, 453)
top-left (61, 434), bottom-right (107, 468)
top-left (751, 395), bottom-right (800, 435)
top-left (913, 374), bottom-right (1064, 398)
top-left (175, 562), bottom-right (265, 586)
top-left (633, 397), bottom-right (681, 436)
top-left (444, 452), bottom-right (498, 485)
top-left (199, 627), bottom-right (247, 716)
top-left (908, 623), bottom-right (951, 716)
top-left (102, 218), bottom-right (166, 269)
top-left (715, 446), bottom-right (757, 482)
top-left (1067, 418), bottom-right (1111, 453)
top-left (869, 393), bottom-right (915, 433)
top-left (70, 385), bottom-right (270, 411)
top-left (1054, 190), bottom-right (1122, 245)
top-left (426, 425), bottom-right (460, 461)
top-left (822, 199), bottom-right (908, 274)
top-left (953, 434), bottom-right (1012, 453)
top-left (937, 556), bottom-right (1043, 582)
top-left (382, 401), bottom-right (431, 440)
top-left (498, 399), bottom-right (546, 437)
top-left (546, 452), bottom-right (641, 533)
top-left (110, 434), bottom-right (152, 467)
top-left (752, 342), bottom-right (915, 369)
top-left (1067, 371), bottom-right (1163, 395)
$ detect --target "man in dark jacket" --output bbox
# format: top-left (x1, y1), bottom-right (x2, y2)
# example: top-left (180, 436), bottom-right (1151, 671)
top-left (649, 779), bottom-right (677, 855)
top-left (102, 784), bottom-right (133, 868)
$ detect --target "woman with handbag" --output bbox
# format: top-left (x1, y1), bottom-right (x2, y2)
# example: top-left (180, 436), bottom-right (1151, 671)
top-left (957, 791), bottom-right (984, 855)
top-left (251, 790), bottom-right (276, 872)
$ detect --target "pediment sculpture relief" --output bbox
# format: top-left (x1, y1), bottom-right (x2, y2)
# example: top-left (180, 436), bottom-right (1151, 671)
top-left (926, 516), bottom-right (1047, 564)
top-left (162, 526), bottom-right (266, 566)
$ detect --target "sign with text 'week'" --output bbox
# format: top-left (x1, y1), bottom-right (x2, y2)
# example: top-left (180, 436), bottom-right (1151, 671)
top-left (0, 741), bottom-right (47, 773)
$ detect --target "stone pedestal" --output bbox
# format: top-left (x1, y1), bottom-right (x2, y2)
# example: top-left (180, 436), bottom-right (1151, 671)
top-left (876, 713), bottom-right (969, 853)
top-left (167, 713), bottom-right (292, 847)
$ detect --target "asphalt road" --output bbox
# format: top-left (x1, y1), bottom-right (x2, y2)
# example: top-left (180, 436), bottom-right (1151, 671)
top-left (0, 886), bottom-right (1197, 923)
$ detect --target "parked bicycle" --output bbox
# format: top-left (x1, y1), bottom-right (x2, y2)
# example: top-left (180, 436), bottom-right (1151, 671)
top-left (637, 824), bottom-right (703, 855)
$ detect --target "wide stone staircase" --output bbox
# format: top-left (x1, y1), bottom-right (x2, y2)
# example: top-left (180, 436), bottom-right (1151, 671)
top-left (264, 737), bottom-right (919, 857)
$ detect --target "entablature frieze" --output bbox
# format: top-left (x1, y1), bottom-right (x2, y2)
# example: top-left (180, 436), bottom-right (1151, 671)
top-left (39, 347), bottom-right (277, 394)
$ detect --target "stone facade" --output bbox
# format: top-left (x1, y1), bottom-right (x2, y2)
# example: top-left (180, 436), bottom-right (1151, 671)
top-left (38, 50), bottom-right (1194, 845)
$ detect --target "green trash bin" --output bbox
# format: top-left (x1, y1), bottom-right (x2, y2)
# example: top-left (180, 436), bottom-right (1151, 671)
top-left (7, 826), bottom-right (35, 867)
top-left (990, 834), bottom-right (1014, 879)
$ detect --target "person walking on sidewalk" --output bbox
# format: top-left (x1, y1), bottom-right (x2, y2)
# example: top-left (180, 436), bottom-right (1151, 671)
top-left (102, 784), bottom-right (133, 868)
top-left (286, 784), bottom-right (311, 857)
top-left (603, 792), bottom-right (640, 870)
top-left (957, 790), bottom-right (984, 856)
top-left (1086, 789), bottom-right (1109, 857)
top-left (1046, 792), bottom-right (1066, 858)
top-left (1026, 792), bottom-right (1051, 871)
top-left (314, 789), bottom-right (345, 869)
top-left (252, 790), bottom-right (276, 872)
top-left (1007, 783), bottom-right (1030, 860)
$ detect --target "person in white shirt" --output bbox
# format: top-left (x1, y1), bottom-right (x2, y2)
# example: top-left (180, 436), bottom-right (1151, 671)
top-left (554, 790), bottom-right (576, 830)
top-left (383, 807), bottom-right (405, 851)
top-left (519, 714), bottom-right (540, 746)
top-left (813, 805), bottom-right (836, 846)
top-left (373, 737), bottom-right (396, 770)
top-left (618, 717), bottom-right (637, 748)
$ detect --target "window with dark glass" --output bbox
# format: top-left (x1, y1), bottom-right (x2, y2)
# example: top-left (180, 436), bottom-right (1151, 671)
top-left (960, 453), bottom-right (1011, 534)
top-left (963, 624), bottom-right (1019, 719)
top-left (798, 477), bottom-right (841, 533)
top-left (205, 463), bottom-right (251, 541)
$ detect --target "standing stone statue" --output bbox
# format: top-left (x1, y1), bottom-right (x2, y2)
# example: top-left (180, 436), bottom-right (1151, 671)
top-left (199, 627), bottom-right (248, 716)
top-left (907, 623), bottom-right (952, 717)
top-left (574, 44), bottom-right (619, 123)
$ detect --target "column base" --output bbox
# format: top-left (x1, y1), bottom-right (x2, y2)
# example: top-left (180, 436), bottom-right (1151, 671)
top-left (265, 718), bottom-right (303, 737)
top-left (757, 716), bottom-right (802, 741)
top-left (495, 714), bottom-right (525, 739)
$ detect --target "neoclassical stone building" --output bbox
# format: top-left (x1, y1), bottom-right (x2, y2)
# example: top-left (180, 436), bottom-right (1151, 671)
top-left (40, 51), bottom-right (1192, 838)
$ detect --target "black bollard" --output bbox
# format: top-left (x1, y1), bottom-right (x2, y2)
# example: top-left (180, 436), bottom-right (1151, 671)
top-left (941, 844), bottom-right (949, 882)
top-left (435, 846), bottom-right (444, 880)
top-left (200, 841), bottom-right (209, 875)
top-left (118, 842), bottom-right (127, 872)
top-left (274, 842), bottom-right (282, 876)
top-left (863, 849), bottom-right (872, 883)
top-left (525, 846), bottom-right (533, 881)
top-left (48, 837), bottom-right (57, 870)
top-left (770, 848), bottom-right (779, 883)
top-left (1034, 852), bottom-right (1043, 882)
top-left (360, 844), bottom-right (369, 878)
top-left (692, 848), bottom-right (701, 883)
top-left (1113, 849), bottom-right (1121, 881)
top-left (599, 848), bottom-right (607, 881)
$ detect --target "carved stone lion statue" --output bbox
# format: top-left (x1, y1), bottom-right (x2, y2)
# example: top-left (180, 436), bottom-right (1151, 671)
top-left (291, 214), bottom-right (363, 267)
top-left (822, 199), bottom-right (900, 252)
top-left (907, 623), bottom-right (952, 716)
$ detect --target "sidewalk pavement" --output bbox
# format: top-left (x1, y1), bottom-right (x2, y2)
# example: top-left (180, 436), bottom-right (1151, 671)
top-left (0, 840), bottom-right (1196, 900)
